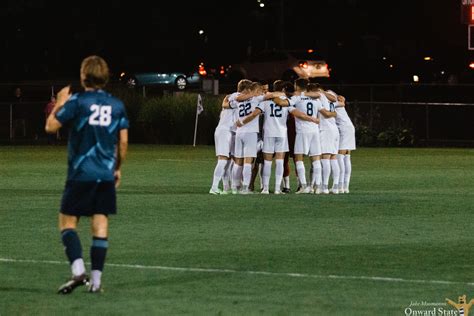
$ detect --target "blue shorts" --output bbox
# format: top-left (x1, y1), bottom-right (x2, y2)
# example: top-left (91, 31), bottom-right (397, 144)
top-left (60, 180), bottom-right (117, 217)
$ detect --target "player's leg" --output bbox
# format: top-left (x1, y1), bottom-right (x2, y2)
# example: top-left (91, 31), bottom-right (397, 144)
top-left (89, 214), bottom-right (109, 293)
top-left (262, 153), bottom-right (273, 194)
top-left (58, 214), bottom-right (89, 294)
top-left (240, 133), bottom-right (258, 194)
top-left (320, 153), bottom-right (331, 194)
top-left (274, 151), bottom-right (285, 194)
top-left (344, 150), bottom-right (352, 193)
top-left (310, 155), bottom-right (322, 194)
top-left (232, 135), bottom-right (244, 194)
top-left (282, 152), bottom-right (291, 193)
top-left (222, 158), bottom-right (233, 193)
top-left (337, 149), bottom-right (347, 193)
top-left (57, 181), bottom-right (89, 294)
top-left (330, 154), bottom-right (340, 194)
top-left (210, 156), bottom-right (228, 194)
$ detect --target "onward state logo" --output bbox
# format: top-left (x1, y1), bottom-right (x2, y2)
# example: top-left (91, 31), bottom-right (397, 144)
top-left (404, 295), bottom-right (474, 316)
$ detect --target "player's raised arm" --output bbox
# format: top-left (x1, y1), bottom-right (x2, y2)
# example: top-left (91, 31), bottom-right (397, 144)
top-left (45, 85), bottom-right (71, 133)
top-left (221, 94), bottom-right (231, 109)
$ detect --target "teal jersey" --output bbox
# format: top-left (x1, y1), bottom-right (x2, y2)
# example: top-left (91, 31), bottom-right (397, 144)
top-left (55, 90), bottom-right (129, 181)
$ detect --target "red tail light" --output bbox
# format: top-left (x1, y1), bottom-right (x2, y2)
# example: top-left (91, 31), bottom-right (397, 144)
top-left (299, 61), bottom-right (308, 69)
top-left (198, 63), bottom-right (207, 76)
top-left (219, 66), bottom-right (225, 75)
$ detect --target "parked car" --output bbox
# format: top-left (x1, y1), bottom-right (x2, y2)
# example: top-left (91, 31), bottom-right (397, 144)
top-left (120, 71), bottom-right (202, 90)
top-left (227, 49), bottom-right (330, 83)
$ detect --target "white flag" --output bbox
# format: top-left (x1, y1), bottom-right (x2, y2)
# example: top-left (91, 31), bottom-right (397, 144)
top-left (197, 94), bottom-right (203, 115)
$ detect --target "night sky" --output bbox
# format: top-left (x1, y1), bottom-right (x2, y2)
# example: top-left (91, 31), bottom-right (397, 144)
top-left (0, 0), bottom-right (470, 81)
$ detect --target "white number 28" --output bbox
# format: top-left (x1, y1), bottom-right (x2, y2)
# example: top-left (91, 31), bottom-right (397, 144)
top-left (89, 104), bottom-right (112, 126)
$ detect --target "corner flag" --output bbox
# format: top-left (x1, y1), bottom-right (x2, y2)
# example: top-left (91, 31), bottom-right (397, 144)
top-left (197, 94), bottom-right (203, 115)
top-left (193, 94), bottom-right (203, 147)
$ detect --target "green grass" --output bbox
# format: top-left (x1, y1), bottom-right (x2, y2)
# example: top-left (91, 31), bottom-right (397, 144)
top-left (1, 145), bottom-right (474, 315)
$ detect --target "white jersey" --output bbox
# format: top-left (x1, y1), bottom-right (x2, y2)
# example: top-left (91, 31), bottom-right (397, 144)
top-left (335, 103), bottom-right (354, 129)
top-left (223, 92), bottom-right (240, 132)
top-left (257, 96), bottom-right (293, 138)
top-left (290, 95), bottom-right (321, 134)
top-left (318, 94), bottom-right (337, 131)
top-left (231, 95), bottom-right (265, 134)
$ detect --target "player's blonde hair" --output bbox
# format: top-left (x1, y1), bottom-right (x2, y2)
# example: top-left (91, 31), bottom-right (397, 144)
top-left (80, 55), bottom-right (110, 89)
top-left (237, 79), bottom-right (252, 92)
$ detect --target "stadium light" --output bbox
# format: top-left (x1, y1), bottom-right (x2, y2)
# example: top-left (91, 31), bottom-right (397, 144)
top-left (469, 62), bottom-right (474, 69)
top-left (260, 2), bottom-right (265, 7)
top-left (198, 30), bottom-right (204, 35)
top-left (413, 75), bottom-right (420, 82)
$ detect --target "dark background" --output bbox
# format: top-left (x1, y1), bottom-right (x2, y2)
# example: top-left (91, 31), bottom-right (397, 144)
top-left (0, 0), bottom-right (472, 83)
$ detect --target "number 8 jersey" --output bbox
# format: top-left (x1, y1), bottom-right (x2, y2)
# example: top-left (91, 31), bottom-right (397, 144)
top-left (55, 90), bottom-right (129, 182)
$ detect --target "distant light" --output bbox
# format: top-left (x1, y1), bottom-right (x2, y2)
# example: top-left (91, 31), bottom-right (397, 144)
top-left (413, 75), bottom-right (419, 82)
top-left (441, 70), bottom-right (445, 75)
top-left (257, 0), bottom-right (261, 2)
top-left (260, 3), bottom-right (265, 7)
top-left (424, 56), bottom-right (432, 61)
top-left (120, 72), bottom-right (125, 78)
top-left (198, 30), bottom-right (204, 35)
top-left (382, 56), bottom-right (387, 60)
top-left (389, 64), bottom-right (394, 68)
top-left (469, 62), bottom-right (474, 69)
top-left (307, 49), bottom-right (314, 53)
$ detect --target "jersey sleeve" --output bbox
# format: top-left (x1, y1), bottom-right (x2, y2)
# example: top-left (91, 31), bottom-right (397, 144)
top-left (119, 105), bottom-right (130, 130)
top-left (55, 94), bottom-right (79, 124)
top-left (289, 95), bottom-right (300, 106)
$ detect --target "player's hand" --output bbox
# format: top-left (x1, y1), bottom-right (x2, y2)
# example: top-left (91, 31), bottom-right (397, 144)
top-left (311, 117), bottom-right (320, 124)
top-left (114, 169), bottom-right (122, 188)
top-left (55, 85), bottom-right (72, 111)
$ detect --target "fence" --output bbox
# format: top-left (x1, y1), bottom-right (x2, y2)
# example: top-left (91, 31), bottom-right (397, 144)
top-left (1, 82), bottom-right (473, 146)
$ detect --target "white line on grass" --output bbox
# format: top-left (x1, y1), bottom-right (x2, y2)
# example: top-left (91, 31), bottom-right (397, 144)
top-left (1, 257), bottom-right (472, 286)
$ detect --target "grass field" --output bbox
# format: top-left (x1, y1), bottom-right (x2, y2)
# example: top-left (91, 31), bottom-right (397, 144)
top-left (1, 145), bottom-right (474, 315)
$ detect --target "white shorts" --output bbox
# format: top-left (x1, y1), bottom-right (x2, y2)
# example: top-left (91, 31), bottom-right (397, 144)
top-left (234, 132), bottom-right (258, 158)
top-left (294, 132), bottom-right (321, 157)
top-left (338, 125), bottom-right (356, 150)
top-left (320, 127), bottom-right (340, 155)
top-left (262, 136), bottom-right (289, 154)
top-left (214, 129), bottom-right (234, 157)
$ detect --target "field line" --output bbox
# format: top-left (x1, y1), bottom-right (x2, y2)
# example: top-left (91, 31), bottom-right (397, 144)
top-left (1, 257), bottom-right (472, 286)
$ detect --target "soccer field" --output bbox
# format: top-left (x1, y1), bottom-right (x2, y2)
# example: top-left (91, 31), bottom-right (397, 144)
top-left (1, 145), bottom-right (473, 315)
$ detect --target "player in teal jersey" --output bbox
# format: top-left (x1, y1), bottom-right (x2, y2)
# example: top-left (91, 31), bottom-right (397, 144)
top-left (45, 55), bottom-right (129, 294)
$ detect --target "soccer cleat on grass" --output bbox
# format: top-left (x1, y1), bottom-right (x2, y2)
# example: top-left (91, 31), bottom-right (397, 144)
top-left (281, 187), bottom-right (291, 194)
top-left (296, 186), bottom-right (312, 194)
top-left (314, 186), bottom-right (322, 195)
top-left (57, 274), bottom-right (89, 295)
top-left (274, 190), bottom-right (282, 195)
top-left (261, 189), bottom-right (269, 194)
top-left (209, 188), bottom-right (221, 195)
top-left (88, 284), bottom-right (104, 294)
top-left (220, 189), bottom-right (231, 195)
top-left (330, 188), bottom-right (339, 194)
top-left (344, 188), bottom-right (350, 194)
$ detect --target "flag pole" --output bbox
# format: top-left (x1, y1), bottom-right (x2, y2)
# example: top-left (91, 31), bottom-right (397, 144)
top-left (193, 108), bottom-right (199, 147)
top-left (193, 94), bottom-right (202, 147)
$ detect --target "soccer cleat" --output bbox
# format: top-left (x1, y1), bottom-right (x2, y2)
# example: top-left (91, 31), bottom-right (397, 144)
top-left (209, 188), bottom-right (220, 195)
top-left (282, 187), bottom-right (291, 193)
top-left (322, 189), bottom-right (330, 194)
top-left (330, 188), bottom-right (339, 194)
top-left (344, 188), bottom-right (350, 194)
top-left (231, 188), bottom-right (239, 195)
top-left (57, 274), bottom-right (89, 295)
top-left (296, 186), bottom-right (312, 194)
top-left (314, 186), bottom-right (322, 195)
top-left (274, 190), bottom-right (282, 195)
top-left (261, 189), bottom-right (269, 194)
top-left (221, 189), bottom-right (231, 195)
top-left (88, 284), bottom-right (104, 294)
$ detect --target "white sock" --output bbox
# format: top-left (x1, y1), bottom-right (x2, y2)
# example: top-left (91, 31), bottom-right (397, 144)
top-left (283, 176), bottom-right (290, 189)
top-left (330, 159), bottom-right (340, 190)
top-left (274, 159), bottom-right (284, 192)
top-left (321, 159), bottom-right (331, 187)
top-left (258, 163), bottom-right (264, 190)
top-left (91, 269), bottom-right (102, 289)
top-left (71, 258), bottom-right (85, 277)
top-left (211, 160), bottom-right (227, 191)
top-left (344, 155), bottom-right (352, 189)
top-left (262, 160), bottom-right (272, 191)
top-left (337, 154), bottom-right (345, 189)
top-left (231, 164), bottom-right (242, 189)
top-left (311, 160), bottom-right (322, 186)
top-left (242, 163), bottom-right (252, 186)
top-left (223, 159), bottom-right (233, 191)
top-left (296, 161), bottom-right (306, 187)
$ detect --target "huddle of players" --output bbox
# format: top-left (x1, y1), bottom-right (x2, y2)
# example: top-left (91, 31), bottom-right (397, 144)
top-left (209, 77), bottom-right (355, 195)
